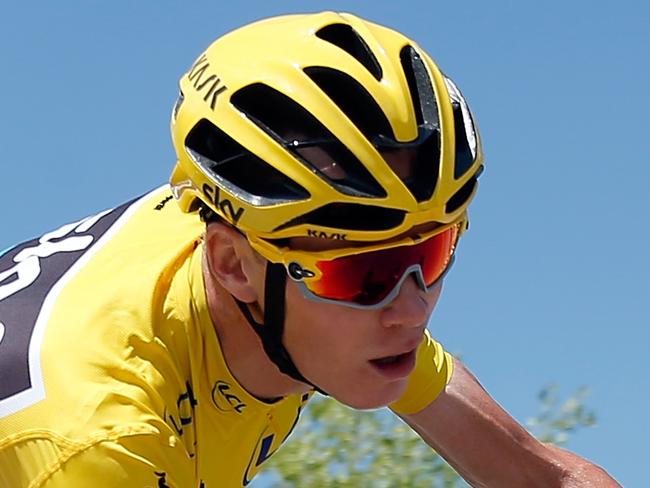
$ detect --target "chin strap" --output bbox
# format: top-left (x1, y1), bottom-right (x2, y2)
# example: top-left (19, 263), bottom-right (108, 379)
top-left (233, 261), bottom-right (326, 395)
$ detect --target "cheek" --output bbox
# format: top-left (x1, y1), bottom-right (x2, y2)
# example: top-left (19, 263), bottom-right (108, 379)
top-left (283, 282), bottom-right (339, 347)
top-left (281, 282), bottom-right (366, 367)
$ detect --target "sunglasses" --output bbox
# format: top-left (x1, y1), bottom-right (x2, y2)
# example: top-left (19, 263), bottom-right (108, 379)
top-left (247, 218), bottom-right (463, 309)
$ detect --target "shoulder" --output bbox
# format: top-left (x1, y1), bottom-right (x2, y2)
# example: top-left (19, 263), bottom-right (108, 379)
top-left (0, 186), bottom-right (202, 416)
top-left (390, 330), bottom-right (454, 415)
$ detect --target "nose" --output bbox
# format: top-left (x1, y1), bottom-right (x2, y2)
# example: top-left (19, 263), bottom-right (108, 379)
top-left (379, 275), bottom-right (440, 329)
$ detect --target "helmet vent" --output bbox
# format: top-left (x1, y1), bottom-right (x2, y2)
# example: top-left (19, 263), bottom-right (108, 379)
top-left (444, 77), bottom-right (479, 179)
top-left (400, 45), bottom-right (440, 130)
top-left (394, 45), bottom-right (442, 202)
top-left (185, 119), bottom-right (310, 206)
top-left (274, 203), bottom-right (405, 232)
top-left (445, 173), bottom-right (479, 214)
top-left (304, 67), bottom-right (393, 141)
top-left (172, 91), bottom-right (184, 122)
top-left (451, 100), bottom-right (475, 179)
top-left (315, 23), bottom-right (382, 81)
top-left (232, 83), bottom-right (387, 198)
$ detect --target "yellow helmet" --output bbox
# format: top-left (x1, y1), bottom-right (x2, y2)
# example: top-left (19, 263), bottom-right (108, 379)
top-left (170, 11), bottom-right (483, 243)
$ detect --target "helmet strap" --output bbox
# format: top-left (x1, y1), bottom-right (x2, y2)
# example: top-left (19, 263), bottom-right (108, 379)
top-left (233, 261), bottom-right (327, 395)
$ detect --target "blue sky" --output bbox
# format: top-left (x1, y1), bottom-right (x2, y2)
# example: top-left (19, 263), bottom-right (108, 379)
top-left (1, 1), bottom-right (648, 485)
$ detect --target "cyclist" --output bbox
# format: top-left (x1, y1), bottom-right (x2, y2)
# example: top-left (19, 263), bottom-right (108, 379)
top-left (0, 12), bottom-right (620, 487)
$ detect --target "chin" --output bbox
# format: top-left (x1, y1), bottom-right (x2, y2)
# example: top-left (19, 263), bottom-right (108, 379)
top-left (331, 380), bottom-right (409, 410)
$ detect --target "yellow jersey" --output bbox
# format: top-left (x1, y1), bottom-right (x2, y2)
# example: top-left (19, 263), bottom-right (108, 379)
top-left (0, 186), bottom-right (453, 487)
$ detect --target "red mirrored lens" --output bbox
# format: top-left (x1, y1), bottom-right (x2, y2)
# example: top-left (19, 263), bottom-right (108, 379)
top-left (309, 226), bottom-right (458, 305)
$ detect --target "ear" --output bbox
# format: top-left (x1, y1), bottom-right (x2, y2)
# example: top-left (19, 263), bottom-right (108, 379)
top-left (203, 222), bottom-right (263, 304)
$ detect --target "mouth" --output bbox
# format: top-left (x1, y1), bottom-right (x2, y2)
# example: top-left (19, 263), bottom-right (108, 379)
top-left (369, 349), bottom-right (417, 379)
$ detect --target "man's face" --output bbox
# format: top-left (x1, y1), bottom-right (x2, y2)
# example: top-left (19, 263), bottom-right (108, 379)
top-left (269, 140), bottom-right (443, 409)
top-left (280, 259), bottom-right (442, 409)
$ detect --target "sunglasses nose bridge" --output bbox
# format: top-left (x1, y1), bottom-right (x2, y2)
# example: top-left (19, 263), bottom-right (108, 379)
top-left (401, 264), bottom-right (428, 293)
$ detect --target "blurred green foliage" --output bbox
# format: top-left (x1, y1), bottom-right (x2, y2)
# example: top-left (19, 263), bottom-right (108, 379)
top-left (262, 385), bottom-right (596, 487)
top-left (526, 385), bottom-right (596, 445)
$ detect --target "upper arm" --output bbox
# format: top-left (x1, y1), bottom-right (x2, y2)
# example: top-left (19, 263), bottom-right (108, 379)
top-left (399, 357), bottom-right (619, 487)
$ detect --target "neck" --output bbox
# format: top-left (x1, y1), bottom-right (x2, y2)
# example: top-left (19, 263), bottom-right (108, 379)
top-left (201, 255), bottom-right (311, 401)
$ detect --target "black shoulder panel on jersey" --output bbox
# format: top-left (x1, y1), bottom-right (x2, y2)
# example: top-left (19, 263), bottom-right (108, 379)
top-left (0, 197), bottom-right (138, 407)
